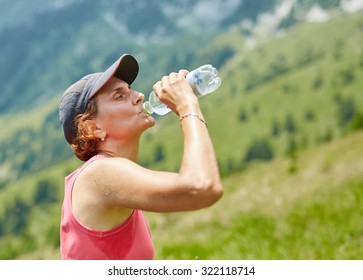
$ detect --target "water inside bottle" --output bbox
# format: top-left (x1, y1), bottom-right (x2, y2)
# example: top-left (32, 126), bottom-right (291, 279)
top-left (143, 64), bottom-right (221, 115)
top-left (144, 91), bottom-right (171, 115)
top-left (187, 65), bottom-right (221, 96)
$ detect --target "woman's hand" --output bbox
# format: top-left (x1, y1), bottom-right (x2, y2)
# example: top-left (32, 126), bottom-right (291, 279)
top-left (152, 70), bottom-right (199, 115)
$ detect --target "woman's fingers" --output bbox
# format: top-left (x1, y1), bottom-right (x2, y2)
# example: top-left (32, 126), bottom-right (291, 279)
top-left (178, 69), bottom-right (188, 78)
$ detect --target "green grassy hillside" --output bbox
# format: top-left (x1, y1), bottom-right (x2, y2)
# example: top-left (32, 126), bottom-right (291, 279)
top-left (149, 129), bottom-right (363, 259)
top-left (0, 10), bottom-right (362, 259)
top-left (139, 11), bottom-right (363, 174)
top-left (11, 128), bottom-right (363, 260)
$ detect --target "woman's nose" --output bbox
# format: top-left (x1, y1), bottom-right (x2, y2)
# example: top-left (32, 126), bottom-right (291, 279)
top-left (134, 91), bottom-right (144, 104)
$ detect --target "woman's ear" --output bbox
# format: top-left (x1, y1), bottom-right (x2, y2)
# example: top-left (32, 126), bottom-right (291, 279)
top-left (100, 130), bottom-right (106, 142)
top-left (94, 127), bottom-right (106, 141)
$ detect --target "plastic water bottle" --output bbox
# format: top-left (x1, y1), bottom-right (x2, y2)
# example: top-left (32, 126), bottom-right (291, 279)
top-left (143, 64), bottom-right (222, 115)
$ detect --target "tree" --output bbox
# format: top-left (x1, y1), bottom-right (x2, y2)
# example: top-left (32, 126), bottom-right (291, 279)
top-left (244, 138), bottom-right (274, 163)
top-left (304, 109), bottom-right (316, 122)
top-left (4, 199), bottom-right (30, 236)
top-left (335, 96), bottom-right (356, 127)
top-left (238, 107), bottom-right (248, 122)
top-left (285, 113), bottom-right (297, 134)
top-left (0, 219), bottom-right (4, 237)
top-left (271, 119), bottom-right (280, 137)
top-left (350, 111), bottom-right (363, 131)
top-left (34, 179), bottom-right (58, 205)
top-left (312, 72), bottom-right (324, 89)
top-left (340, 67), bottom-right (355, 85)
top-left (154, 144), bottom-right (165, 163)
top-left (286, 136), bottom-right (298, 174)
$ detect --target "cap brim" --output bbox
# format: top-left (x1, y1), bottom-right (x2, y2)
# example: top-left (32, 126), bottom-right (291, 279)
top-left (88, 54), bottom-right (139, 100)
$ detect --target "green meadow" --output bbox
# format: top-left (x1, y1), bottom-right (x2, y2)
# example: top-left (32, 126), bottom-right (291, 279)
top-left (148, 130), bottom-right (363, 259)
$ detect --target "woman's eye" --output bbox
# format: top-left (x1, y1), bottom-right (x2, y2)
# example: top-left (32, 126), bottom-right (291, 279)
top-left (115, 93), bottom-right (125, 100)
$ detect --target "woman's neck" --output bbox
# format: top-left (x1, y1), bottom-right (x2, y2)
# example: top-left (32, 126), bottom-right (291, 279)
top-left (98, 136), bottom-right (140, 162)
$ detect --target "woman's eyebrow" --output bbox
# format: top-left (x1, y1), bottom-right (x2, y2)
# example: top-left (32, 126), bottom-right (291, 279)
top-left (112, 86), bottom-right (128, 92)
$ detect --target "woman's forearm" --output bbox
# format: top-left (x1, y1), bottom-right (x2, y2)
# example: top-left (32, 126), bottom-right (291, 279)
top-left (178, 106), bottom-right (223, 204)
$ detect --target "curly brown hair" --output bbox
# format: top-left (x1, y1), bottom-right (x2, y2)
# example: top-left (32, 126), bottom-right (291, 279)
top-left (71, 98), bottom-right (101, 161)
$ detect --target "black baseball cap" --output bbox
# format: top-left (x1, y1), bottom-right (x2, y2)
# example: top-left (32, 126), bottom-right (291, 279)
top-left (59, 54), bottom-right (139, 145)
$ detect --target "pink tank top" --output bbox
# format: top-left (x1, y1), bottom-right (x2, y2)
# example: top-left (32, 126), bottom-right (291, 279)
top-left (60, 155), bottom-right (154, 260)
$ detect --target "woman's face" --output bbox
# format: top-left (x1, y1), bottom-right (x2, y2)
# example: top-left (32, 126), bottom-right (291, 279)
top-left (93, 77), bottom-right (155, 140)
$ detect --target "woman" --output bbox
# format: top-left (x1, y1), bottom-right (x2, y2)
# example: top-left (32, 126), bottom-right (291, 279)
top-left (59, 54), bottom-right (223, 260)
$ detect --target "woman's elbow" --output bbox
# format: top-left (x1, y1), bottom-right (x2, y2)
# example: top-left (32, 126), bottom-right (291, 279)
top-left (192, 179), bottom-right (224, 207)
top-left (209, 182), bottom-right (224, 205)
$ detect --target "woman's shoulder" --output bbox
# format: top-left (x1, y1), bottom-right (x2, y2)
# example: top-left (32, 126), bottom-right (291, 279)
top-left (78, 155), bottom-right (136, 182)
